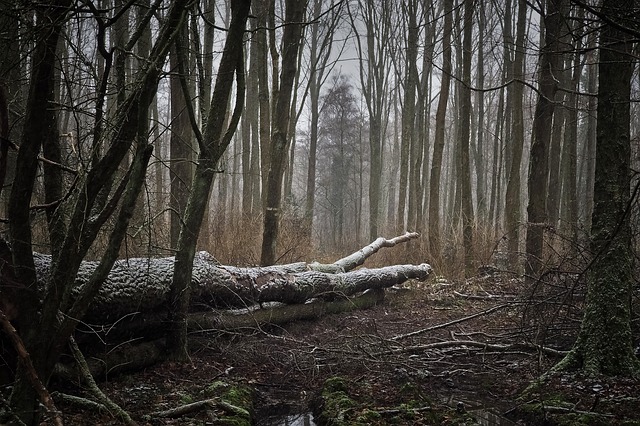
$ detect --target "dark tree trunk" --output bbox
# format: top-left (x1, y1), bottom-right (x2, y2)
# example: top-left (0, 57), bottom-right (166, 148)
top-left (5, 1), bottom-right (192, 423)
top-left (428, 0), bottom-right (453, 256)
top-left (261, 0), bottom-right (307, 266)
top-left (166, 0), bottom-right (251, 360)
top-left (524, 0), bottom-right (565, 279)
top-left (552, 0), bottom-right (639, 376)
top-left (504, 0), bottom-right (526, 270)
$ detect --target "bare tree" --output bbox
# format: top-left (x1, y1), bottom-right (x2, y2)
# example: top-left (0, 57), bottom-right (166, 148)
top-left (5, 1), bottom-right (192, 422)
top-left (304, 0), bottom-right (345, 243)
top-left (260, 0), bottom-right (307, 265)
top-left (524, 0), bottom-right (565, 278)
top-left (167, 0), bottom-right (251, 359)
top-left (504, 0), bottom-right (527, 269)
top-left (347, 0), bottom-right (394, 241)
top-left (458, 0), bottom-right (475, 275)
top-left (169, 20), bottom-right (194, 249)
top-left (428, 0), bottom-right (453, 256)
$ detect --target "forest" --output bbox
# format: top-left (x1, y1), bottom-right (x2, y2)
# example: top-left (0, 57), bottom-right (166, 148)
top-left (0, 0), bottom-right (639, 424)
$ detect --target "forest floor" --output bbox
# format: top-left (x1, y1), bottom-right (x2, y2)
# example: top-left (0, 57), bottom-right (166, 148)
top-left (57, 270), bottom-right (640, 425)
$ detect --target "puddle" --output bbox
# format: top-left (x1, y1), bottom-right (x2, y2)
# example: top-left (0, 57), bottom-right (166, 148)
top-left (257, 411), bottom-right (317, 426)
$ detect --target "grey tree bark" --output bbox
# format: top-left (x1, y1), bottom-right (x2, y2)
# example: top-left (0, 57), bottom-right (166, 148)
top-left (169, 22), bottom-right (194, 249)
top-left (459, 0), bottom-right (475, 276)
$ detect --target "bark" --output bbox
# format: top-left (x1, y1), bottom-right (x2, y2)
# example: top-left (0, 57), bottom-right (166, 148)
top-left (459, 0), bottom-right (474, 276)
top-left (524, 0), bottom-right (564, 278)
top-left (166, 0), bottom-right (250, 360)
top-left (552, 0), bottom-right (639, 377)
top-left (504, 0), bottom-right (526, 269)
top-left (397, 0), bottom-right (418, 233)
top-left (16, 234), bottom-right (428, 325)
top-left (169, 23), bottom-right (194, 249)
top-left (7, 3), bottom-right (72, 421)
top-left (427, 0), bottom-right (453, 256)
top-left (260, 0), bottom-right (307, 266)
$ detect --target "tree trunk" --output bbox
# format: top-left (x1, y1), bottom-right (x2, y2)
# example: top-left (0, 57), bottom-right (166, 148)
top-left (504, 0), bottom-right (526, 269)
top-left (397, 0), bottom-right (418, 233)
top-left (428, 0), bottom-right (453, 256)
top-left (524, 0), bottom-right (564, 279)
top-left (6, 3), bottom-right (71, 422)
top-left (260, 0), bottom-right (306, 266)
top-left (459, 0), bottom-right (475, 276)
top-left (3, 233), bottom-right (426, 345)
top-left (552, 0), bottom-right (639, 376)
top-left (169, 23), bottom-right (194, 249)
top-left (166, 0), bottom-right (250, 360)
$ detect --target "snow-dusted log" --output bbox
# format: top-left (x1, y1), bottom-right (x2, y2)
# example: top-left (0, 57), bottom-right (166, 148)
top-left (28, 233), bottom-right (429, 324)
top-left (257, 263), bottom-right (432, 304)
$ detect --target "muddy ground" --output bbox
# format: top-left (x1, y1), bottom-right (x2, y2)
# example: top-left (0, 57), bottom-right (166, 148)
top-left (55, 272), bottom-right (640, 425)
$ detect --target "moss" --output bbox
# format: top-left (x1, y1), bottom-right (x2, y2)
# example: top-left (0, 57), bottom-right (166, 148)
top-left (318, 377), bottom-right (357, 425)
top-left (178, 391), bottom-right (194, 405)
top-left (200, 381), bottom-right (252, 425)
top-left (356, 409), bottom-right (381, 421)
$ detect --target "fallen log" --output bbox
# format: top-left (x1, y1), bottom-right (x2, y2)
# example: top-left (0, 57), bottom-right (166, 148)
top-left (31, 233), bottom-right (428, 379)
top-left (7, 233), bottom-right (430, 350)
top-left (29, 233), bottom-right (429, 324)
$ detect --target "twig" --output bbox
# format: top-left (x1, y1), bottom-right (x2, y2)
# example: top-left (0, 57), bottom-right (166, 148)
top-left (152, 398), bottom-right (249, 419)
top-left (375, 339), bottom-right (567, 357)
top-left (541, 404), bottom-right (614, 418)
top-left (453, 291), bottom-right (517, 300)
top-left (376, 405), bottom-right (432, 415)
top-left (0, 309), bottom-right (63, 426)
top-left (391, 303), bottom-right (511, 341)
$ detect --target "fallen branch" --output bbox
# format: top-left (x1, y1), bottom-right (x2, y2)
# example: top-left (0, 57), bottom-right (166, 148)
top-left (391, 303), bottom-right (511, 341)
top-left (311, 231), bottom-right (420, 273)
top-left (190, 288), bottom-right (386, 332)
top-left (541, 404), bottom-right (614, 417)
top-left (453, 291), bottom-right (517, 300)
top-left (61, 290), bottom-right (386, 379)
top-left (376, 339), bottom-right (567, 357)
top-left (376, 405), bottom-right (432, 415)
top-left (152, 398), bottom-right (249, 419)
